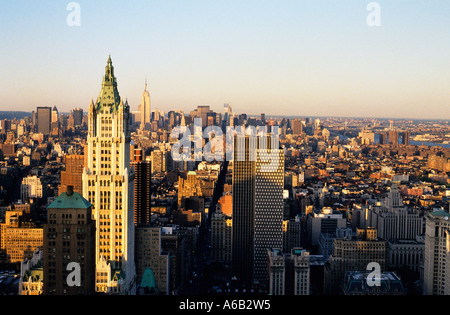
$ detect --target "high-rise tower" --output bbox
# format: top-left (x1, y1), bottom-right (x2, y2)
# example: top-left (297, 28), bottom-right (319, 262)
top-left (291, 118), bottom-right (303, 136)
top-left (132, 145), bottom-right (151, 225)
top-left (231, 133), bottom-right (285, 290)
top-left (423, 209), bottom-right (450, 295)
top-left (82, 56), bottom-right (136, 294)
top-left (44, 186), bottom-right (96, 295)
top-left (231, 135), bottom-right (256, 287)
top-left (59, 154), bottom-right (84, 195)
top-left (37, 107), bottom-right (52, 135)
top-left (253, 135), bottom-right (285, 288)
top-left (140, 79), bottom-right (151, 131)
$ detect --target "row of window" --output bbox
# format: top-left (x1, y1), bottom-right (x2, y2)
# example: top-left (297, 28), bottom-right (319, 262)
top-left (86, 180), bottom-right (124, 187)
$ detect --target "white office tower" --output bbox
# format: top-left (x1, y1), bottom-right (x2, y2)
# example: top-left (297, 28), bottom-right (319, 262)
top-left (253, 136), bottom-right (285, 288)
top-left (363, 184), bottom-right (423, 241)
top-left (378, 184), bottom-right (423, 240)
top-left (267, 248), bottom-right (310, 295)
top-left (83, 56), bottom-right (136, 295)
top-left (423, 209), bottom-right (450, 295)
top-left (267, 249), bottom-right (285, 295)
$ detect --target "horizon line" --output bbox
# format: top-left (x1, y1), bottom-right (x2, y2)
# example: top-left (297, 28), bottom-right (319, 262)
top-left (0, 110), bottom-right (448, 123)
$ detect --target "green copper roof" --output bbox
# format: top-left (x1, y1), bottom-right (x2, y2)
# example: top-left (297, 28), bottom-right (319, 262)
top-left (96, 55), bottom-right (122, 113)
top-left (47, 191), bottom-right (92, 209)
top-left (140, 268), bottom-right (157, 290)
top-left (431, 209), bottom-right (450, 218)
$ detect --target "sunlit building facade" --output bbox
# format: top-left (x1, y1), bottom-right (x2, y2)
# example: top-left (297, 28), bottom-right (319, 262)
top-left (423, 209), bottom-right (450, 295)
top-left (19, 249), bottom-right (44, 295)
top-left (139, 80), bottom-right (151, 131)
top-left (0, 210), bottom-right (43, 263)
top-left (82, 56), bottom-right (136, 294)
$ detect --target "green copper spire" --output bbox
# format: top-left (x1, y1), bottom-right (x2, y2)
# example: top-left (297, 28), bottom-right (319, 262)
top-left (96, 55), bottom-right (121, 113)
top-left (139, 268), bottom-right (158, 294)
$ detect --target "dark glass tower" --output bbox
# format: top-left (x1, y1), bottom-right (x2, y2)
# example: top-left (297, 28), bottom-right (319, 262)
top-left (231, 134), bottom-right (285, 290)
top-left (37, 107), bottom-right (52, 135)
top-left (133, 160), bottom-right (151, 225)
top-left (231, 135), bottom-right (256, 287)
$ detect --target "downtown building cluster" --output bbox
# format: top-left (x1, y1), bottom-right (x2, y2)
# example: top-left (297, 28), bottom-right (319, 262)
top-left (0, 58), bottom-right (449, 295)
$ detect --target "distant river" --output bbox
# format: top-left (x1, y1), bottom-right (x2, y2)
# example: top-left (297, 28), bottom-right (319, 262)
top-left (409, 141), bottom-right (450, 149)
top-left (339, 133), bottom-right (450, 149)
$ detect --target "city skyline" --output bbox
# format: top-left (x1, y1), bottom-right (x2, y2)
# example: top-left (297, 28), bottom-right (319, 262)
top-left (0, 51), bottom-right (449, 298)
top-left (1, 1), bottom-right (449, 120)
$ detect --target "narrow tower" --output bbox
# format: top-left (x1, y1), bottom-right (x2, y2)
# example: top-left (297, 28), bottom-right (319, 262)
top-left (140, 78), bottom-right (151, 131)
top-left (82, 56), bottom-right (136, 294)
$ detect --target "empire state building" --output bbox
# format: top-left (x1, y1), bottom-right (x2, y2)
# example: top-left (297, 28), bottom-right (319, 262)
top-left (139, 79), bottom-right (151, 131)
top-left (82, 56), bottom-right (136, 294)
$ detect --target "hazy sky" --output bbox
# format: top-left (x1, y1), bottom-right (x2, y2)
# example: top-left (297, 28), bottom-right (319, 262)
top-left (0, 0), bottom-right (449, 119)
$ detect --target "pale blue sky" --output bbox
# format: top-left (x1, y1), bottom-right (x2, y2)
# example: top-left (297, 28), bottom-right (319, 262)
top-left (0, 0), bottom-right (449, 119)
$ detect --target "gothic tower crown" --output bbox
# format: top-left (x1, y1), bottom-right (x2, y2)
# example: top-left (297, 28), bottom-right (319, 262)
top-left (96, 55), bottom-right (121, 113)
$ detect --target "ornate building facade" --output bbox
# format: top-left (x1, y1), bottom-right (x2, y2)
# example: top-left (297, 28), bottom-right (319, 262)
top-left (82, 56), bottom-right (136, 294)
